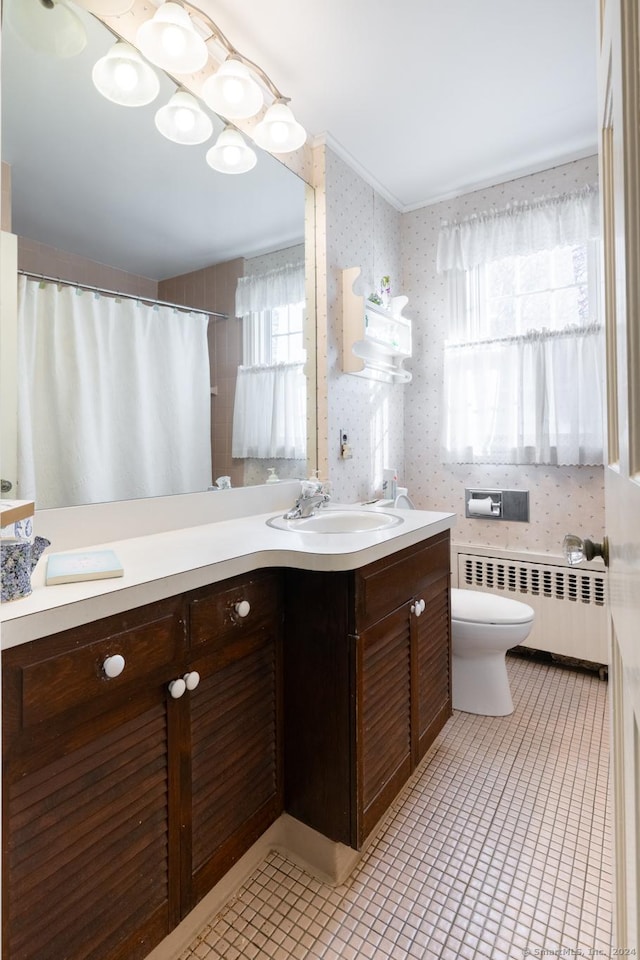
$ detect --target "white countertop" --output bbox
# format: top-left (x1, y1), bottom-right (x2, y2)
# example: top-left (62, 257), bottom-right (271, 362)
top-left (1, 505), bottom-right (455, 650)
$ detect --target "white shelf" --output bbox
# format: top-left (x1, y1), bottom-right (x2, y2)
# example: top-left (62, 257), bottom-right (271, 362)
top-left (342, 267), bottom-right (412, 383)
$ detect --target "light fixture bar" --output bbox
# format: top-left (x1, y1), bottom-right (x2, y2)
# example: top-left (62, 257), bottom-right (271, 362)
top-left (178, 0), bottom-right (290, 105)
top-left (93, 0), bottom-right (307, 157)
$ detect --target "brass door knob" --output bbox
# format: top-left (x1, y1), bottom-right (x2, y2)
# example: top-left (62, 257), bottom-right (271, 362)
top-left (563, 534), bottom-right (609, 567)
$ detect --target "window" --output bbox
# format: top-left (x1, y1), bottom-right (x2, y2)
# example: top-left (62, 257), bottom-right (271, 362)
top-left (232, 263), bottom-right (307, 460)
top-left (244, 301), bottom-right (306, 366)
top-left (437, 188), bottom-right (604, 466)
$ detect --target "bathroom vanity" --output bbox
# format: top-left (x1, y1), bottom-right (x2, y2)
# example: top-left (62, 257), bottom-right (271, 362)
top-left (285, 531), bottom-right (451, 849)
top-left (1, 497), bottom-right (454, 960)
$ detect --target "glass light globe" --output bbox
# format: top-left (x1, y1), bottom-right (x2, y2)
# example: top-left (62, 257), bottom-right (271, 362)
top-left (92, 42), bottom-right (160, 107)
top-left (113, 61), bottom-right (138, 93)
top-left (206, 127), bottom-right (257, 174)
top-left (202, 59), bottom-right (263, 120)
top-left (174, 107), bottom-right (196, 133)
top-left (161, 23), bottom-right (187, 58)
top-left (154, 91), bottom-right (213, 145)
top-left (223, 77), bottom-right (244, 105)
top-left (136, 2), bottom-right (208, 74)
top-left (254, 101), bottom-right (306, 154)
top-left (8, 0), bottom-right (87, 58)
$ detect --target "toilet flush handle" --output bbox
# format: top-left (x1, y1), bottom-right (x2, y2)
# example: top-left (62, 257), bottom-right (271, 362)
top-left (563, 534), bottom-right (609, 567)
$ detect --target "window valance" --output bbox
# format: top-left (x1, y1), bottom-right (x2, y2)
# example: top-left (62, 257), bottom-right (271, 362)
top-left (436, 185), bottom-right (600, 274)
top-left (235, 262), bottom-right (305, 317)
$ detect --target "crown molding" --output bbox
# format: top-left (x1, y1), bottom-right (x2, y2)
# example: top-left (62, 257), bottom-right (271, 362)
top-left (310, 134), bottom-right (598, 214)
top-left (310, 132), bottom-right (405, 212)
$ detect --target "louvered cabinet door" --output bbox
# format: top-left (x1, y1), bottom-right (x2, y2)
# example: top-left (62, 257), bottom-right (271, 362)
top-left (186, 623), bottom-right (283, 909)
top-left (3, 689), bottom-right (177, 960)
top-left (2, 597), bottom-right (186, 960)
top-left (413, 573), bottom-right (452, 767)
top-left (357, 604), bottom-right (412, 847)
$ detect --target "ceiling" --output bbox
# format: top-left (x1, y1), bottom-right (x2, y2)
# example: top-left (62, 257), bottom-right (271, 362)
top-left (200, 0), bottom-right (598, 208)
top-left (1, 0), bottom-right (598, 279)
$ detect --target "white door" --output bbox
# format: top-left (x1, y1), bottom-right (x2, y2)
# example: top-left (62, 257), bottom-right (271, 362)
top-left (599, 0), bottom-right (640, 947)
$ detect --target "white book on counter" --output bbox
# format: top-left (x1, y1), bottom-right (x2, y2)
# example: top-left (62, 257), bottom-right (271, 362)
top-left (46, 549), bottom-right (124, 585)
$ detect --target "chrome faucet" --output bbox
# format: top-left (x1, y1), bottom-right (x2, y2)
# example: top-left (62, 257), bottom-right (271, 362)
top-left (283, 480), bottom-right (331, 519)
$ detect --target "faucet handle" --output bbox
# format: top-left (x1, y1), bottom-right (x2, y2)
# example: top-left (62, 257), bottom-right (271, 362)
top-left (301, 479), bottom-right (322, 497)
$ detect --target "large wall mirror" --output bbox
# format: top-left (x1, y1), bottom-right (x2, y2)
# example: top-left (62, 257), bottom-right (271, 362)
top-left (0, 3), bottom-right (316, 509)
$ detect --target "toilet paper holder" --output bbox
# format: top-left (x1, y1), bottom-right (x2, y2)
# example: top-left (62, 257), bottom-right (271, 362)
top-left (465, 489), bottom-right (530, 522)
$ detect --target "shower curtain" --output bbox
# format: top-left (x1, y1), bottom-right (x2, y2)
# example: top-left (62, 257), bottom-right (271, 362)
top-left (17, 277), bottom-right (212, 508)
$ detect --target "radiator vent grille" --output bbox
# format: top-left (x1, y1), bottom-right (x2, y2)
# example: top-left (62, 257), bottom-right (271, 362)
top-left (460, 556), bottom-right (606, 606)
top-left (457, 552), bottom-right (608, 665)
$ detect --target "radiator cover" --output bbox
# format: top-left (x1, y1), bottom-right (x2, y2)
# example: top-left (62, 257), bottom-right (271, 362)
top-left (457, 552), bottom-right (608, 665)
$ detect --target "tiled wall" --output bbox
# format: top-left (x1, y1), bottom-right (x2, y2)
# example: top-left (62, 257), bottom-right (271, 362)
top-left (322, 146), bottom-right (405, 502)
top-left (17, 236), bottom-right (157, 299)
top-left (402, 155), bottom-right (604, 554)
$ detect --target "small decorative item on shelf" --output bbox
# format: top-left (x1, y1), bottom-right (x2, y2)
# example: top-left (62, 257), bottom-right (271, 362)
top-left (380, 276), bottom-right (391, 309)
top-left (367, 276), bottom-right (392, 309)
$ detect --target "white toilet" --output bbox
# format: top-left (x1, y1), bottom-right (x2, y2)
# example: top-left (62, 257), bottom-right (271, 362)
top-left (450, 588), bottom-right (535, 716)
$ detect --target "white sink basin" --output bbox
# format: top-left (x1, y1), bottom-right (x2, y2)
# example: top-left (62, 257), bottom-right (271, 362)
top-left (266, 509), bottom-right (403, 534)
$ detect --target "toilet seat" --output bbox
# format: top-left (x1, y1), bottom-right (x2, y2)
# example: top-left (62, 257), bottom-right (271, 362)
top-left (451, 588), bottom-right (534, 625)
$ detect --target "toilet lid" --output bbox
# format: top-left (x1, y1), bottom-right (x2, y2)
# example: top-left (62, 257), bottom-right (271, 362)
top-left (451, 588), bottom-right (534, 625)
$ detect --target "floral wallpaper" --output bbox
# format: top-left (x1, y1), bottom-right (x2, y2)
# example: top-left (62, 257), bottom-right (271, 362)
top-left (402, 155), bottom-right (603, 554)
top-left (319, 150), bottom-right (604, 554)
top-left (322, 147), bottom-right (405, 502)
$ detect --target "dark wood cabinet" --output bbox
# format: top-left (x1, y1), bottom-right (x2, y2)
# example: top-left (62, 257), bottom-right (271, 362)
top-left (2, 571), bottom-right (283, 960)
top-left (357, 604), bottom-right (413, 841)
top-left (2, 597), bottom-right (185, 960)
top-left (284, 531), bottom-right (452, 849)
top-left (1, 535), bottom-right (449, 960)
top-left (184, 571), bottom-right (283, 910)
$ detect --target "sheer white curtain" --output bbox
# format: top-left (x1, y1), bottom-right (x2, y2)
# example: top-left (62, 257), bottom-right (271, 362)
top-left (17, 277), bottom-right (212, 508)
top-left (232, 362), bottom-right (306, 459)
top-left (436, 186), bottom-right (600, 273)
top-left (233, 262), bottom-right (306, 460)
top-left (442, 326), bottom-right (604, 465)
top-left (235, 262), bottom-right (305, 318)
top-left (437, 187), bottom-right (604, 466)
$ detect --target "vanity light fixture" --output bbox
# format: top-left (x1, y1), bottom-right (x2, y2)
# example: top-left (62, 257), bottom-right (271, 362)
top-left (155, 90), bottom-right (213, 145)
top-left (136, 1), bottom-right (209, 74)
top-left (201, 58), bottom-right (263, 120)
top-left (137, 0), bottom-right (307, 154)
top-left (253, 100), bottom-right (307, 153)
top-left (92, 41), bottom-right (160, 107)
top-left (86, 0), bottom-right (307, 164)
top-left (206, 127), bottom-right (257, 175)
top-left (7, 0), bottom-right (88, 59)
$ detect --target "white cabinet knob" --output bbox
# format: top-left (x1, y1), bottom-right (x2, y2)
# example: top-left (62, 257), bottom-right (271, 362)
top-left (168, 678), bottom-right (186, 699)
top-left (235, 600), bottom-right (251, 618)
top-left (103, 654), bottom-right (125, 678)
top-left (411, 599), bottom-right (426, 617)
top-left (184, 671), bottom-right (200, 691)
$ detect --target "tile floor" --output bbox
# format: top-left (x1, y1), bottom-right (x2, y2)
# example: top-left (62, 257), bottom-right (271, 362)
top-left (180, 656), bottom-right (612, 960)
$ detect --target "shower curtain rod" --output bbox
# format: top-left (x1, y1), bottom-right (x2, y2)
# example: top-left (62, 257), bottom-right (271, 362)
top-left (18, 270), bottom-right (229, 320)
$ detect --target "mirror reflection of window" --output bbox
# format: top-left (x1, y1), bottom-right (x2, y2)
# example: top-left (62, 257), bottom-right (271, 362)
top-left (233, 263), bottom-right (307, 461)
top-left (244, 302), bottom-right (306, 366)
